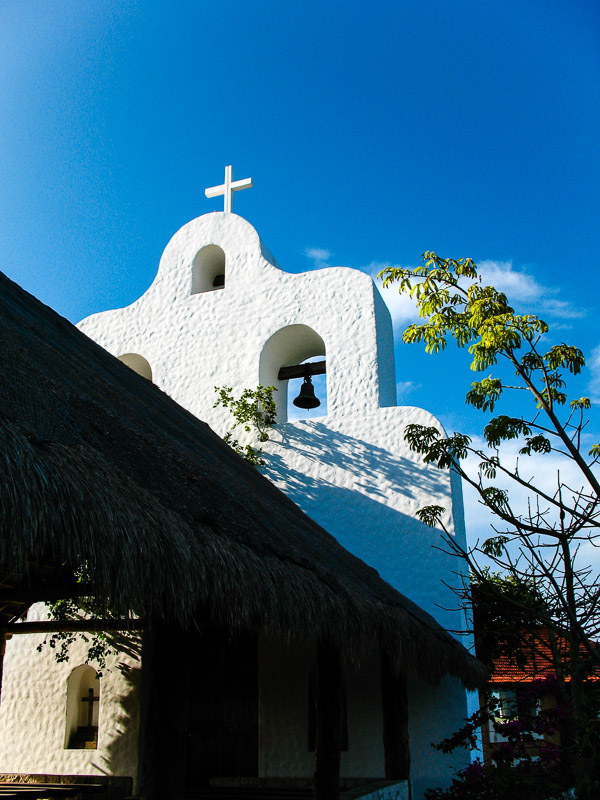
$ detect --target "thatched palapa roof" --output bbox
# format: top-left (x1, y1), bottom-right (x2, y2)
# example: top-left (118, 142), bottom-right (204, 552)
top-left (0, 271), bottom-right (484, 688)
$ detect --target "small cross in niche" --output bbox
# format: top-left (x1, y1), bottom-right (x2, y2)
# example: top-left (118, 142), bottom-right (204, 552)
top-left (81, 687), bottom-right (100, 727)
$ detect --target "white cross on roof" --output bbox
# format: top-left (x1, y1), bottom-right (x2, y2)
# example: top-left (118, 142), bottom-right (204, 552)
top-left (205, 165), bottom-right (253, 213)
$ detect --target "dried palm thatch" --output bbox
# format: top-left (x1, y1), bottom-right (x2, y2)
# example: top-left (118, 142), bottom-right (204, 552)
top-left (0, 271), bottom-right (485, 688)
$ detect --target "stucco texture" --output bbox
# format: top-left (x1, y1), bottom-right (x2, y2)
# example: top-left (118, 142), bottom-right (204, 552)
top-left (0, 604), bottom-right (140, 788)
top-left (77, 211), bottom-right (471, 793)
top-left (0, 212), bottom-right (471, 796)
top-left (77, 211), bottom-right (468, 635)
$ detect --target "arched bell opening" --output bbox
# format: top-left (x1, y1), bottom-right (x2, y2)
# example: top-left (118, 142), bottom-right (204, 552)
top-left (286, 357), bottom-right (328, 422)
top-left (65, 665), bottom-right (100, 749)
top-left (191, 244), bottom-right (226, 294)
top-left (118, 353), bottom-right (153, 381)
top-left (259, 324), bottom-right (327, 423)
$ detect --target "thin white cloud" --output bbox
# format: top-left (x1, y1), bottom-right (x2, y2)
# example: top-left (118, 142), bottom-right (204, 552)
top-left (459, 434), bottom-right (600, 575)
top-left (396, 380), bottom-right (420, 401)
top-left (367, 261), bottom-right (421, 330)
top-left (369, 258), bottom-right (585, 334)
top-left (304, 252), bottom-right (582, 333)
top-left (546, 322), bottom-right (576, 331)
top-left (478, 260), bottom-right (585, 319)
top-left (540, 298), bottom-right (585, 319)
top-left (304, 247), bottom-right (332, 268)
top-left (588, 345), bottom-right (600, 403)
top-left (371, 258), bottom-right (585, 330)
top-left (478, 260), bottom-right (543, 302)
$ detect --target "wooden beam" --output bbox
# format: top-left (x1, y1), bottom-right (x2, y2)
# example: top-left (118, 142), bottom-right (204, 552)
top-left (278, 360), bottom-right (326, 381)
top-left (0, 584), bottom-right (94, 605)
top-left (380, 648), bottom-right (411, 781)
top-left (6, 619), bottom-right (144, 634)
top-left (313, 639), bottom-right (343, 800)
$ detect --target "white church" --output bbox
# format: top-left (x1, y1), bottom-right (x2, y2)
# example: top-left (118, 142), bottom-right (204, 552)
top-left (0, 167), bottom-right (481, 800)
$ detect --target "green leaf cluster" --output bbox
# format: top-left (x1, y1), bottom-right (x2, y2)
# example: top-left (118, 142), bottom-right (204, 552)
top-left (380, 253), bottom-right (549, 371)
top-left (214, 385), bottom-right (277, 466)
top-left (39, 592), bottom-right (140, 674)
top-left (379, 251), bottom-right (599, 488)
top-left (379, 255), bottom-right (594, 444)
top-left (380, 252), bottom-right (600, 799)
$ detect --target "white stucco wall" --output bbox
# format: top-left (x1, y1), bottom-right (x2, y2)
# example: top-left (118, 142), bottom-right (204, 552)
top-left (258, 638), bottom-right (315, 778)
top-left (77, 211), bottom-right (471, 795)
top-left (76, 212), bottom-right (396, 426)
top-left (0, 605), bottom-right (140, 789)
top-left (79, 212), bottom-right (464, 629)
top-left (264, 407), bottom-right (463, 630)
top-left (75, 211), bottom-right (467, 633)
top-left (0, 211), bottom-right (472, 797)
top-left (407, 673), bottom-right (473, 800)
top-left (258, 635), bottom-right (467, 798)
top-left (259, 637), bottom-right (386, 779)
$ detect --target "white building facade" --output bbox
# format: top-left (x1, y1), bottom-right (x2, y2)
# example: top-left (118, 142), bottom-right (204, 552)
top-left (0, 203), bottom-right (472, 799)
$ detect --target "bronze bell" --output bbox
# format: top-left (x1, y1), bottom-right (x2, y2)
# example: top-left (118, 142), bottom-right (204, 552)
top-left (293, 374), bottom-right (321, 409)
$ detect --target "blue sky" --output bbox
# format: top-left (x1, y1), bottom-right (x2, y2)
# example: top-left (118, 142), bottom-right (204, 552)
top-left (1, 0), bottom-right (599, 545)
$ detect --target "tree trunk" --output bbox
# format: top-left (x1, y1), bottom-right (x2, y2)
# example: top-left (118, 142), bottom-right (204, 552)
top-left (570, 664), bottom-right (600, 800)
top-left (380, 648), bottom-right (410, 781)
top-left (313, 640), bottom-right (344, 800)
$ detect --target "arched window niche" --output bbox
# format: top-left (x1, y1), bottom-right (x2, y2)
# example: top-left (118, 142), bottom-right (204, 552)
top-left (191, 244), bottom-right (226, 294)
top-left (259, 324), bottom-right (327, 423)
top-left (65, 665), bottom-right (100, 749)
top-left (118, 353), bottom-right (153, 381)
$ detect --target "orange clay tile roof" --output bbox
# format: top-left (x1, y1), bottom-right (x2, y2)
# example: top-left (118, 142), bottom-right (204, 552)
top-left (488, 631), bottom-right (599, 684)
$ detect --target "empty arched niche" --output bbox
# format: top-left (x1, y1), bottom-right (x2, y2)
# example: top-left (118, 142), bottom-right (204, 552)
top-left (259, 324), bottom-right (327, 423)
top-left (191, 244), bottom-right (226, 293)
top-left (65, 664), bottom-right (100, 749)
top-left (118, 353), bottom-right (153, 381)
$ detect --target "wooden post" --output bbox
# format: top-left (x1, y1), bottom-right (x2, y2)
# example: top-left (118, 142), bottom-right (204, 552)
top-left (138, 623), bottom-right (191, 800)
top-left (313, 639), bottom-right (344, 800)
top-left (0, 629), bottom-right (6, 710)
top-left (380, 647), bottom-right (410, 781)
